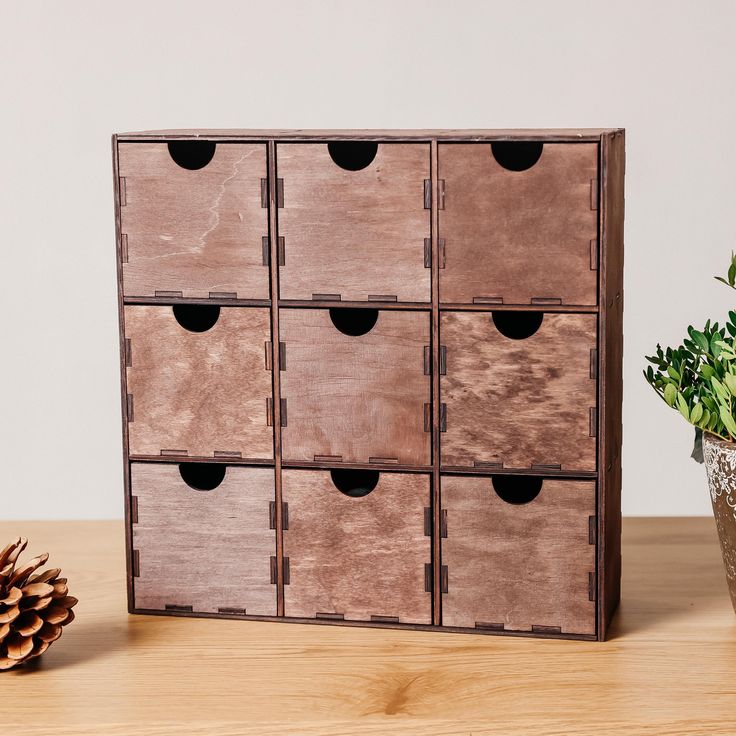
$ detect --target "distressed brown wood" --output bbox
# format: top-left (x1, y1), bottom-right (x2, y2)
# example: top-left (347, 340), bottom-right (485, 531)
top-left (438, 143), bottom-right (598, 306)
top-left (598, 130), bottom-right (625, 639)
top-left (279, 308), bottom-right (431, 466)
top-left (131, 462), bottom-right (276, 615)
top-left (282, 469), bottom-right (431, 623)
top-left (440, 311), bottom-right (597, 471)
top-left (118, 142), bottom-right (269, 299)
top-left (442, 475), bottom-right (596, 634)
top-left (125, 305), bottom-right (273, 459)
top-left (277, 143), bottom-right (431, 302)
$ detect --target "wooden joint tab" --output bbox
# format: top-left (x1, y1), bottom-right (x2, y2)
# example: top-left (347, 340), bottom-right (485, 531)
top-left (438, 238), bottom-right (446, 268)
top-left (213, 450), bottom-right (241, 459)
top-left (474, 460), bottom-right (503, 469)
top-left (126, 394), bottom-right (134, 422)
top-left (160, 449), bottom-right (187, 456)
top-left (531, 463), bottom-right (561, 471)
top-left (262, 236), bottom-right (270, 266)
top-left (276, 178), bottom-right (284, 208)
top-left (531, 297), bottom-right (562, 306)
top-left (588, 571), bottom-right (596, 601)
top-left (370, 615), bottom-right (400, 623)
top-left (316, 612), bottom-right (344, 620)
top-left (368, 294), bottom-right (397, 302)
top-left (208, 291), bottom-right (237, 299)
top-left (438, 179), bottom-right (446, 209)
top-left (589, 406), bottom-right (598, 437)
top-left (590, 238), bottom-right (599, 270)
top-left (532, 624), bottom-right (562, 634)
top-left (424, 238), bottom-right (431, 268)
top-left (283, 557), bottom-right (290, 585)
top-left (424, 507), bottom-right (432, 536)
top-left (154, 290), bottom-right (183, 298)
top-left (475, 621), bottom-right (504, 631)
top-left (124, 338), bottom-right (132, 367)
top-left (423, 345), bottom-right (431, 375)
top-left (368, 456), bottom-right (398, 464)
top-left (440, 565), bottom-right (448, 594)
top-left (590, 178), bottom-right (599, 210)
top-left (440, 509), bottom-right (448, 538)
top-left (314, 454), bottom-right (343, 462)
top-left (132, 549), bottom-right (140, 577)
top-left (218, 607), bottom-right (246, 616)
top-left (439, 345), bottom-right (447, 375)
top-left (260, 178), bottom-right (269, 208)
top-left (264, 341), bottom-right (272, 371)
top-left (119, 176), bottom-right (127, 206)
top-left (266, 397), bottom-right (273, 427)
top-left (423, 403), bottom-right (432, 433)
top-left (312, 293), bottom-right (341, 301)
top-left (439, 403), bottom-right (447, 432)
top-left (120, 233), bottom-right (129, 263)
top-left (278, 236), bottom-right (285, 266)
top-left (589, 515), bottom-right (597, 545)
top-left (268, 501), bottom-right (288, 530)
top-left (280, 398), bottom-right (287, 427)
top-left (473, 296), bottom-right (503, 305)
top-left (270, 556), bottom-right (278, 584)
top-left (282, 502), bottom-right (289, 530)
top-left (423, 179), bottom-right (432, 209)
top-left (165, 604), bottom-right (193, 613)
top-left (279, 341), bottom-right (286, 370)
top-left (424, 563), bottom-right (433, 592)
top-left (590, 348), bottom-right (598, 379)
top-left (130, 495), bottom-right (138, 524)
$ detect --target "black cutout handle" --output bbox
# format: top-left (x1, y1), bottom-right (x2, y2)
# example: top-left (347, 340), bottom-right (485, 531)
top-left (491, 311), bottom-right (543, 340)
top-left (173, 304), bottom-right (220, 333)
top-left (179, 463), bottom-right (227, 491)
top-left (168, 140), bottom-right (217, 170)
top-left (327, 141), bottom-right (378, 171)
top-left (491, 475), bottom-right (543, 505)
top-left (329, 307), bottom-right (378, 336)
top-left (330, 469), bottom-right (379, 497)
top-left (490, 141), bottom-right (543, 172)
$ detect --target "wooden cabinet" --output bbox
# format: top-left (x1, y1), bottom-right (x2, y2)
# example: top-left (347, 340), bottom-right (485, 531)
top-left (438, 142), bottom-right (598, 306)
top-left (279, 307), bottom-right (431, 466)
top-left (282, 469), bottom-right (431, 623)
top-left (441, 475), bottom-right (596, 635)
top-left (114, 129), bottom-right (624, 641)
top-left (131, 462), bottom-right (276, 615)
top-left (119, 142), bottom-right (269, 300)
top-left (125, 305), bottom-right (273, 460)
top-left (277, 143), bottom-right (431, 303)
top-left (440, 310), bottom-right (597, 472)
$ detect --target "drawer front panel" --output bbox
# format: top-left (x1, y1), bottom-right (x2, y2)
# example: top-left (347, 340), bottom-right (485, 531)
top-left (125, 305), bottom-right (273, 459)
top-left (132, 462), bottom-right (276, 615)
top-left (277, 143), bottom-right (431, 302)
top-left (119, 142), bottom-right (269, 299)
top-left (441, 475), bottom-right (596, 635)
top-left (438, 142), bottom-right (598, 306)
top-left (282, 469), bottom-right (432, 624)
top-left (441, 311), bottom-right (597, 472)
top-left (280, 308), bottom-right (431, 466)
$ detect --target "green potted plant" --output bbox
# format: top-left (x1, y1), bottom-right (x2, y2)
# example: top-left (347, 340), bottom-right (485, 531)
top-left (644, 253), bottom-right (736, 610)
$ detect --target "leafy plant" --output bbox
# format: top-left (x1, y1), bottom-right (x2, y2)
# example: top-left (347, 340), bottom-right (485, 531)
top-left (644, 253), bottom-right (736, 444)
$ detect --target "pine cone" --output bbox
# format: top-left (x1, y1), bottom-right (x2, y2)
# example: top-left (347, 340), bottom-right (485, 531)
top-left (0, 538), bottom-right (77, 671)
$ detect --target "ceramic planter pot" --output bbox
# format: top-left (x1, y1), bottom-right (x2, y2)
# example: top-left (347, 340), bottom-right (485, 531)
top-left (702, 432), bottom-right (736, 611)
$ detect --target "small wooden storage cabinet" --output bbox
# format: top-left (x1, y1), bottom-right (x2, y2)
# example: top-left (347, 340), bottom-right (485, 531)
top-left (114, 128), bottom-right (624, 640)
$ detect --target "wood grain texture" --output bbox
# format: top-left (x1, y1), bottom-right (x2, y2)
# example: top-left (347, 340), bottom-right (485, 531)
top-left (438, 143), bottom-right (598, 305)
top-left (440, 311), bottom-right (597, 471)
top-left (131, 463), bottom-right (276, 615)
top-left (282, 470), bottom-right (431, 623)
top-left (277, 143), bottom-right (431, 302)
top-left (279, 309), bottom-right (431, 466)
top-left (2, 518), bottom-right (733, 736)
top-left (441, 475), bottom-right (595, 634)
top-left (118, 142), bottom-right (269, 299)
top-left (125, 306), bottom-right (273, 459)
top-left (598, 130), bottom-right (625, 638)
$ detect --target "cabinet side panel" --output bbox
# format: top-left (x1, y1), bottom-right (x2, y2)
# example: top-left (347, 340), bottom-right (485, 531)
top-left (599, 131), bottom-right (625, 639)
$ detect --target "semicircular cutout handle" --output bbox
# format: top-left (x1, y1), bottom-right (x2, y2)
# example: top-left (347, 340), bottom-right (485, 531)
top-left (327, 141), bottom-right (378, 171)
top-left (491, 311), bottom-right (543, 340)
top-left (167, 140), bottom-right (217, 170)
top-left (330, 469), bottom-right (379, 497)
top-left (329, 307), bottom-right (379, 336)
top-left (490, 141), bottom-right (543, 172)
top-left (491, 475), bottom-right (543, 505)
top-left (173, 304), bottom-right (221, 333)
top-left (179, 462), bottom-right (227, 491)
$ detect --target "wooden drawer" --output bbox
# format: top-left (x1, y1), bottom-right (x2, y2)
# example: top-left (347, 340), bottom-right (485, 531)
top-left (118, 142), bottom-right (269, 300)
top-left (440, 311), bottom-right (597, 471)
top-left (131, 462), bottom-right (276, 615)
top-left (280, 308), bottom-right (431, 466)
top-left (441, 475), bottom-right (596, 635)
top-left (282, 469), bottom-right (431, 623)
top-left (125, 305), bottom-right (273, 459)
top-left (277, 143), bottom-right (431, 302)
top-left (438, 142), bottom-right (598, 306)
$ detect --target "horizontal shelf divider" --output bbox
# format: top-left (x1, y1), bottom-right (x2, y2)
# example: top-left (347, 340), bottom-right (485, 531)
top-left (440, 303), bottom-right (599, 313)
top-left (440, 465), bottom-right (598, 479)
top-left (282, 460), bottom-right (433, 474)
top-left (129, 455), bottom-right (275, 466)
top-left (278, 300), bottom-right (431, 311)
top-left (124, 296), bottom-right (271, 308)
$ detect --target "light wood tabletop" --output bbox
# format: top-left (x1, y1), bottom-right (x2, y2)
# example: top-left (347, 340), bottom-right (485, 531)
top-left (0, 518), bottom-right (734, 735)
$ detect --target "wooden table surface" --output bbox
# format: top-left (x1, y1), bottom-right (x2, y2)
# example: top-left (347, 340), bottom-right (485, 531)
top-left (1, 518), bottom-right (734, 735)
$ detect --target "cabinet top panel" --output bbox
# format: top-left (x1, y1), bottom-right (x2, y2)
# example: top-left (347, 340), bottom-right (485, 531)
top-left (116, 128), bottom-right (624, 142)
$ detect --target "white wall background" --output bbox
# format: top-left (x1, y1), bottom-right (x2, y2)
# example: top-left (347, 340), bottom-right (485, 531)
top-left (1, 0), bottom-right (734, 519)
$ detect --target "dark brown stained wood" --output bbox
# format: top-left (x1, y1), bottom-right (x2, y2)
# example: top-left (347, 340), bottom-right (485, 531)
top-left (277, 143), bottom-right (431, 302)
top-left (598, 130), bottom-right (625, 639)
top-left (131, 463), bottom-right (276, 615)
top-left (441, 475), bottom-right (596, 634)
top-left (118, 142), bottom-right (269, 300)
top-left (118, 128), bottom-right (622, 141)
top-left (282, 469), bottom-right (431, 623)
top-left (125, 306), bottom-right (273, 459)
top-left (279, 308), bottom-right (431, 466)
top-left (440, 311), bottom-right (597, 472)
top-left (438, 143), bottom-right (598, 306)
